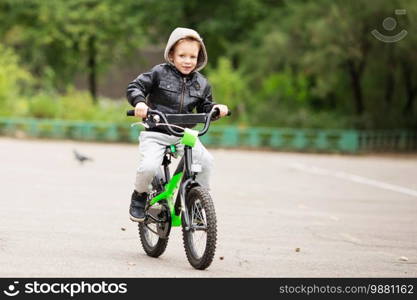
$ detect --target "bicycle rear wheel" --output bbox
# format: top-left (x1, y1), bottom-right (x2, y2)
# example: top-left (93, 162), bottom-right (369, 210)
top-left (182, 186), bottom-right (217, 270)
top-left (138, 175), bottom-right (170, 258)
top-left (138, 201), bottom-right (170, 257)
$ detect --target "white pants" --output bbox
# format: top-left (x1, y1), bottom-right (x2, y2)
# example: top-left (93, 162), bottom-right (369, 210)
top-left (134, 131), bottom-right (214, 193)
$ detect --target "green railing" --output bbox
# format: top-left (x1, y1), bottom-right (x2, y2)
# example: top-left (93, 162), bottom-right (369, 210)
top-left (358, 130), bottom-right (417, 152)
top-left (200, 127), bottom-right (360, 152)
top-left (0, 118), bottom-right (416, 153)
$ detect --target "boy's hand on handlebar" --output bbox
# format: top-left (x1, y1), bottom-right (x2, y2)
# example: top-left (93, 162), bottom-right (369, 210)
top-left (135, 102), bottom-right (149, 118)
top-left (212, 104), bottom-right (229, 118)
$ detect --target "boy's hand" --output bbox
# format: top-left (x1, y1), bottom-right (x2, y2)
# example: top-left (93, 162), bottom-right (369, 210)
top-left (135, 102), bottom-right (149, 118)
top-left (213, 104), bottom-right (229, 117)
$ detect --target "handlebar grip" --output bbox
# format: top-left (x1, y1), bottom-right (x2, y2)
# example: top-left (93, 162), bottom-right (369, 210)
top-left (212, 108), bottom-right (232, 119)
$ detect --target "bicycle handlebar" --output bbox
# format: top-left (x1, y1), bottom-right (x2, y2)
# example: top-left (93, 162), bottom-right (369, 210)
top-left (126, 108), bottom-right (231, 137)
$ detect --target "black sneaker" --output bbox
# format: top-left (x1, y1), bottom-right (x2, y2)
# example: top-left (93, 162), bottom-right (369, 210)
top-left (129, 190), bottom-right (147, 222)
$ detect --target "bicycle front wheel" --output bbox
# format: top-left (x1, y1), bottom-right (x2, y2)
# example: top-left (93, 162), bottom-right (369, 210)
top-left (182, 186), bottom-right (217, 270)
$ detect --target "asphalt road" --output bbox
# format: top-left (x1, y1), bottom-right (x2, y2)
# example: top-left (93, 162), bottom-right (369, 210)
top-left (0, 137), bottom-right (416, 277)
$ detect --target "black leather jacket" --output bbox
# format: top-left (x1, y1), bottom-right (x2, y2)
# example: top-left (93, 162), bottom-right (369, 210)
top-left (127, 63), bottom-right (215, 124)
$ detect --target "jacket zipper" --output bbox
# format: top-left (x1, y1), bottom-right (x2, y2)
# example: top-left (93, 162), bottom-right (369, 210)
top-left (178, 77), bottom-right (187, 113)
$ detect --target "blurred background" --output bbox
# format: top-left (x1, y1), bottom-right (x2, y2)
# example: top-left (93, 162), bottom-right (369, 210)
top-left (1, 0), bottom-right (417, 277)
top-left (0, 0), bottom-right (416, 151)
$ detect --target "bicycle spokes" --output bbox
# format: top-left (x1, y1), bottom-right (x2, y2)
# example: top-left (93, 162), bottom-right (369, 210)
top-left (191, 200), bottom-right (207, 229)
top-left (189, 200), bottom-right (208, 259)
top-left (143, 223), bottom-right (160, 247)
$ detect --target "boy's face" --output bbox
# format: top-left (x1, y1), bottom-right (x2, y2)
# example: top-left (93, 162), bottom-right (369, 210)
top-left (170, 40), bottom-right (200, 75)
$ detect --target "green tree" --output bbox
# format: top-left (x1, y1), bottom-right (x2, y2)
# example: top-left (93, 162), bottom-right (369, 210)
top-left (0, 43), bottom-right (33, 116)
top-left (237, 0), bottom-right (417, 129)
top-left (207, 57), bottom-right (249, 124)
top-left (0, 0), bottom-right (146, 101)
top-left (137, 0), bottom-right (271, 68)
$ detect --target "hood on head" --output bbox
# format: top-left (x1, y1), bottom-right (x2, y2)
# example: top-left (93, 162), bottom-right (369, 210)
top-left (164, 27), bottom-right (208, 72)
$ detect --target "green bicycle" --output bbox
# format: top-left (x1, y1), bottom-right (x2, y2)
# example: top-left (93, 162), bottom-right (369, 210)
top-left (127, 108), bottom-right (230, 270)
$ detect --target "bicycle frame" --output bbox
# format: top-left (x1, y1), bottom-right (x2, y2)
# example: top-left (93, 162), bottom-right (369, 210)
top-left (147, 129), bottom-right (200, 230)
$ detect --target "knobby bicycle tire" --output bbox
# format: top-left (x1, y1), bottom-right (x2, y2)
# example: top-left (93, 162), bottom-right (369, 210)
top-left (138, 222), bottom-right (169, 258)
top-left (138, 175), bottom-right (170, 258)
top-left (182, 186), bottom-right (217, 270)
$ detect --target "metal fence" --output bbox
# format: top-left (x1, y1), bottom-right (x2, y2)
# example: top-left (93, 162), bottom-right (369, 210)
top-left (0, 118), bottom-right (416, 153)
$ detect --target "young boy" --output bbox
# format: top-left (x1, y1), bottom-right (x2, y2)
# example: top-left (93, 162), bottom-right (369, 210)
top-left (126, 27), bottom-right (229, 222)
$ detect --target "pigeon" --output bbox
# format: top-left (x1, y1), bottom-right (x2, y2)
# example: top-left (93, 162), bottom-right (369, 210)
top-left (73, 149), bottom-right (93, 164)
